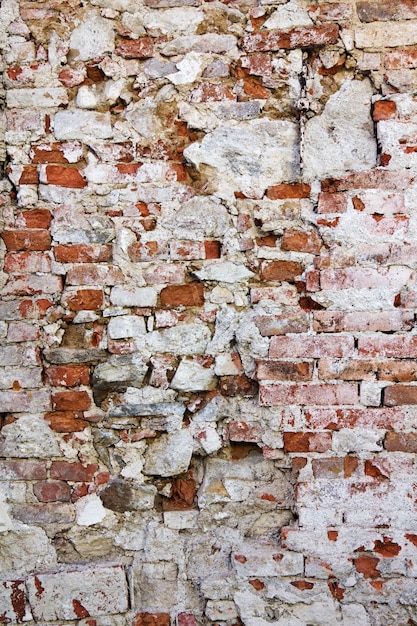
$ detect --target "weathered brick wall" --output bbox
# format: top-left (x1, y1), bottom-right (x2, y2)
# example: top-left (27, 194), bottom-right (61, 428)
top-left (2, 0), bottom-right (417, 623)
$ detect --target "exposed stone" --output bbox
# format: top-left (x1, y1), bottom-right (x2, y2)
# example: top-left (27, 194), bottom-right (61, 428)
top-left (0, 416), bottom-right (61, 458)
top-left (27, 565), bottom-right (128, 620)
top-left (184, 120), bottom-right (299, 200)
top-left (144, 430), bottom-right (194, 476)
top-left (303, 79), bottom-right (377, 180)
top-left (69, 13), bottom-right (115, 61)
top-left (93, 354), bottom-right (149, 405)
top-left (99, 479), bottom-right (156, 512)
top-left (170, 358), bottom-right (217, 391)
top-left (162, 197), bottom-right (231, 239)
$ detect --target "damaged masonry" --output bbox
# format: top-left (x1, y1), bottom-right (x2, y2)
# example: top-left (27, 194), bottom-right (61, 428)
top-left (2, 0), bottom-right (417, 624)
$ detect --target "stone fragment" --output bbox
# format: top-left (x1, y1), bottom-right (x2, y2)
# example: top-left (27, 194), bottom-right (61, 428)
top-left (76, 494), bottom-right (107, 526)
top-left (162, 197), bottom-right (231, 239)
top-left (0, 416), bottom-right (61, 458)
top-left (170, 358), bottom-right (217, 391)
top-left (141, 7), bottom-right (204, 35)
top-left (0, 527), bottom-right (57, 575)
top-left (27, 565), bottom-right (128, 620)
top-left (54, 111), bottom-right (113, 140)
top-left (70, 13), bottom-right (115, 61)
top-left (303, 79), bottom-right (376, 180)
top-left (194, 261), bottom-right (254, 283)
top-left (184, 120), bottom-right (299, 199)
top-left (6, 88), bottom-right (68, 108)
top-left (262, 2), bottom-right (313, 29)
top-left (93, 354), bottom-right (149, 405)
top-left (161, 34), bottom-right (237, 56)
top-left (167, 52), bottom-right (205, 85)
top-left (144, 430), bottom-right (194, 476)
top-left (146, 323), bottom-right (211, 355)
top-left (99, 478), bottom-right (155, 512)
top-left (110, 287), bottom-right (157, 307)
top-left (108, 315), bottom-right (146, 339)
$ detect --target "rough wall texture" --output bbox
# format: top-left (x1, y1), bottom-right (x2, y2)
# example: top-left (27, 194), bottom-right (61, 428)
top-left (2, 0), bottom-right (417, 624)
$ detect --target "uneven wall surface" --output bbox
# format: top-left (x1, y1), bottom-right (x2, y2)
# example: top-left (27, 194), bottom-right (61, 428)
top-left (2, 0), bottom-right (417, 623)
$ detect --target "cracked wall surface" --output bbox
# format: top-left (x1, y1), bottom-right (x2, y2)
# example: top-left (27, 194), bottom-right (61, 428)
top-left (2, 0), bottom-right (417, 624)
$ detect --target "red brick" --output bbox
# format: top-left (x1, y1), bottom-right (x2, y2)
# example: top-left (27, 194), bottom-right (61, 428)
top-left (31, 142), bottom-right (82, 164)
top-left (189, 83), bottom-right (235, 103)
top-left (144, 263), bottom-right (186, 284)
top-left (358, 336), bottom-right (417, 358)
top-left (377, 361), bottom-right (417, 382)
top-left (385, 47), bottom-right (417, 69)
top-left (52, 390), bottom-right (91, 411)
top-left (115, 38), bottom-right (154, 58)
top-left (4, 252), bottom-right (51, 274)
top-left (33, 481), bottom-right (71, 502)
top-left (312, 2), bottom-right (352, 21)
top-left (357, 0), bottom-right (417, 22)
top-left (45, 365), bottom-right (90, 387)
top-left (281, 229), bottom-right (322, 254)
top-left (241, 53), bottom-right (273, 76)
top-left (321, 170), bottom-right (414, 192)
top-left (170, 240), bottom-right (219, 261)
top-left (256, 313), bottom-right (309, 336)
top-left (260, 383), bottom-right (358, 406)
top-left (16, 209), bottom-right (52, 229)
top-left (313, 310), bottom-right (414, 333)
top-left (256, 360), bottom-right (313, 381)
top-left (384, 432), bottom-right (417, 452)
top-left (44, 411), bottom-right (90, 432)
top-left (133, 613), bottom-right (170, 626)
top-left (312, 457), bottom-right (358, 479)
top-left (177, 613), bottom-right (198, 626)
top-left (283, 432), bottom-right (332, 453)
top-left (2, 230), bottom-right (51, 252)
top-left (260, 260), bottom-right (303, 282)
top-left (317, 192), bottom-right (348, 213)
top-left (3, 274), bottom-right (60, 296)
top-left (320, 267), bottom-right (407, 290)
top-left (45, 165), bottom-right (87, 188)
top-left (54, 244), bottom-right (111, 263)
top-left (204, 241), bottom-right (221, 259)
top-left (384, 385), bottom-right (417, 406)
top-left (128, 241), bottom-right (168, 262)
top-left (63, 289), bottom-right (104, 311)
top-left (160, 284), bottom-right (204, 307)
top-left (58, 67), bottom-right (86, 86)
top-left (220, 375), bottom-right (258, 397)
top-left (66, 265), bottom-right (124, 286)
top-left (13, 503), bottom-right (75, 525)
top-left (18, 166), bottom-right (38, 185)
top-left (269, 334), bottom-right (354, 358)
top-left (306, 270), bottom-right (320, 292)
top-left (319, 359), bottom-right (417, 382)
top-left (0, 389), bottom-right (51, 413)
top-left (266, 183), bottom-right (311, 200)
top-left (373, 100), bottom-right (397, 121)
top-left (7, 321), bottom-right (40, 342)
top-left (242, 24), bottom-right (339, 52)
top-left (0, 460), bottom-right (47, 480)
top-left (354, 556), bottom-right (380, 579)
top-left (18, 298), bottom-right (54, 319)
top-left (305, 407), bottom-right (405, 430)
top-left (50, 461), bottom-right (98, 482)
top-left (228, 421), bottom-right (262, 442)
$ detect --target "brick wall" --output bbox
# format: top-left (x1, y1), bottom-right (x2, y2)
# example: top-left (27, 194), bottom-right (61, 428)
top-left (2, 0), bottom-right (417, 624)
